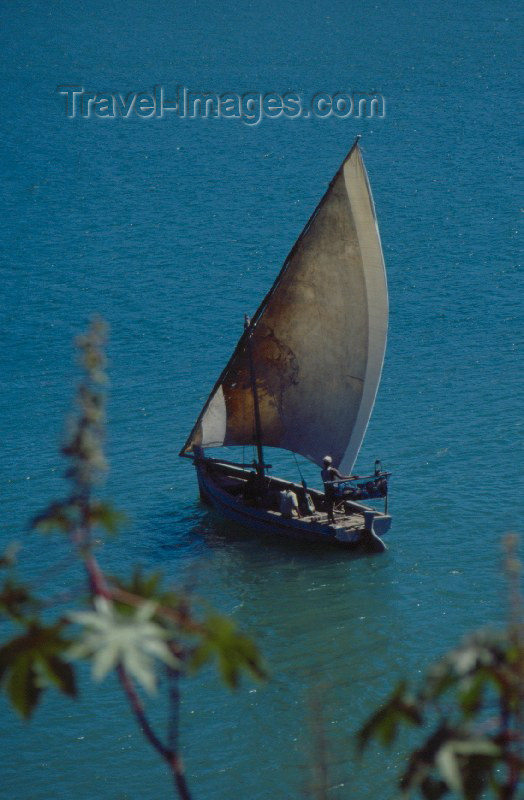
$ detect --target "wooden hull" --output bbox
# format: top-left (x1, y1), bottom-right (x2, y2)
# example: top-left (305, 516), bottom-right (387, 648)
top-left (194, 458), bottom-right (391, 551)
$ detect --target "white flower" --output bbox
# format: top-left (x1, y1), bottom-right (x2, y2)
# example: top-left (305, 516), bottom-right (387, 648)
top-left (68, 597), bottom-right (178, 693)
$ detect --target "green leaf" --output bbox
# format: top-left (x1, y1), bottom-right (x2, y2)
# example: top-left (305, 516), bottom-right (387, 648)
top-left (6, 652), bottom-right (41, 719)
top-left (357, 681), bottom-right (423, 753)
top-left (458, 671), bottom-right (489, 717)
top-left (40, 655), bottom-right (77, 698)
top-left (424, 662), bottom-right (459, 700)
top-left (0, 579), bottom-right (39, 621)
top-left (0, 623), bottom-right (75, 718)
top-left (87, 502), bottom-right (125, 535)
top-left (110, 568), bottom-right (179, 609)
top-left (190, 614), bottom-right (266, 688)
top-left (31, 502), bottom-right (76, 534)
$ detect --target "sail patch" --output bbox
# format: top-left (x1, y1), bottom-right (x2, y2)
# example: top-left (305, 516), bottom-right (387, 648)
top-left (200, 386), bottom-right (227, 447)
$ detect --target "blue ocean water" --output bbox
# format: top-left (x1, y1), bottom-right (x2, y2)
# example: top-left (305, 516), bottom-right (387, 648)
top-left (0, 0), bottom-right (522, 797)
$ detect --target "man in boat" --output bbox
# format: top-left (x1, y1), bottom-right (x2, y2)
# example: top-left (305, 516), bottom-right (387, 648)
top-left (321, 456), bottom-right (356, 524)
top-left (243, 471), bottom-right (263, 506)
top-left (279, 487), bottom-right (301, 519)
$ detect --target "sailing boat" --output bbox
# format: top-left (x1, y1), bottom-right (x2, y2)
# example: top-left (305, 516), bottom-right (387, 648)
top-left (180, 137), bottom-right (391, 551)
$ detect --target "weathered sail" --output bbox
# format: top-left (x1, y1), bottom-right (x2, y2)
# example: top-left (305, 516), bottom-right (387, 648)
top-left (181, 140), bottom-right (388, 472)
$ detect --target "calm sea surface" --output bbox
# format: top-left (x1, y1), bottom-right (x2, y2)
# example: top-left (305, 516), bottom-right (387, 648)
top-left (1, 0), bottom-right (522, 797)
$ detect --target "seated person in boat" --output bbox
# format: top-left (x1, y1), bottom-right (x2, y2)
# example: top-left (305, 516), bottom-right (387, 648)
top-left (321, 455), bottom-right (355, 524)
top-left (243, 471), bottom-right (269, 506)
top-left (300, 485), bottom-right (316, 516)
top-left (279, 487), bottom-right (301, 519)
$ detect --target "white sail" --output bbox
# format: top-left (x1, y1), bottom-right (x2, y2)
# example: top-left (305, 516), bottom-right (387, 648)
top-left (181, 141), bottom-right (388, 472)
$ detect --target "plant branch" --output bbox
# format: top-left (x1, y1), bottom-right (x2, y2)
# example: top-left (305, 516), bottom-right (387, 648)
top-left (117, 664), bottom-right (193, 800)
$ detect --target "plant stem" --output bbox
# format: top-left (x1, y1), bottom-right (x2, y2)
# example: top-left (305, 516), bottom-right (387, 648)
top-left (116, 664), bottom-right (171, 759)
top-left (117, 664), bottom-right (193, 800)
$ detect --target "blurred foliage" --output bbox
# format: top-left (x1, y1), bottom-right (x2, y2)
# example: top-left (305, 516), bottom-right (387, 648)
top-left (358, 536), bottom-right (524, 800)
top-left (0, 319), bottom-right (264, 799)
top-left (0, 620), bottom-right (76, 718)
top-left (190, 613), bottom-right (266, 688)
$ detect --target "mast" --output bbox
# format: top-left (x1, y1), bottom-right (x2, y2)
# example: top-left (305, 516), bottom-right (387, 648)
top-left (244, 314), bottom-right (265, 476)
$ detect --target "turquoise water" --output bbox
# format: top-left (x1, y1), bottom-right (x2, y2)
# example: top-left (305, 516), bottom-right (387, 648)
top-left (1, 0), bottom-right (522, 797)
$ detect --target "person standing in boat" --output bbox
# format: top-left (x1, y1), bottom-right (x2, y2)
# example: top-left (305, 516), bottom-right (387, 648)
top-left (321, 456), bottom-right (354, 524)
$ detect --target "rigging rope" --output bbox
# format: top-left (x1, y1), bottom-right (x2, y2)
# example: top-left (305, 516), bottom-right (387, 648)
top-left (292, 452), bottom-right (305, 484)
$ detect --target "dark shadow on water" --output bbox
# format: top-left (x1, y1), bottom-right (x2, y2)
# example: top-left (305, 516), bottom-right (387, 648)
top-left (135, 502), bottom-right (210, 559)
top-left (128, 497), bottom-right (393, 588)
top-left (113, 499), bottom-right (395, 629)
top-left (190, 504), bottom-right (390, 566)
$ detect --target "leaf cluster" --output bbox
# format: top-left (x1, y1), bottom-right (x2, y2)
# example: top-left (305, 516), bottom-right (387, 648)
top-left (358, 629), bottom-right (524, 799)
top-left (0, 319), bottom-right (265, 742)
top-left (0, 561), bottom-right (266, 718)
top-left (0, 621), bottom-right (76, 718)
top-left (190, 613), bottom-right (267, 688)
